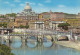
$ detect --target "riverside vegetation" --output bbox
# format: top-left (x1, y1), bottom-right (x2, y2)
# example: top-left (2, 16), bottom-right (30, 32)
top-left (0, 44), bottom-right (14, 55)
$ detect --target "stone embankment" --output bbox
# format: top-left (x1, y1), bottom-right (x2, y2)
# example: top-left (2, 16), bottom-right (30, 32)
top-left (56, 41), bottom-right (80, 50)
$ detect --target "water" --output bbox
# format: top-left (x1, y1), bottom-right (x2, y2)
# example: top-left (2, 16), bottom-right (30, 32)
top-left (1, 37), bottom-right (80, 55)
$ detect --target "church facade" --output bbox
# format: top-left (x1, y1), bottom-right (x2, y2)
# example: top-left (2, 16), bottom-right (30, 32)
top-left (16, 3), bottom-right (38, 20)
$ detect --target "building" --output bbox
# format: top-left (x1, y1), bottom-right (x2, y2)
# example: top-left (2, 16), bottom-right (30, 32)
top-left (28, 21), bottom-right (44, 30)
top-left (50, 12), bottom-right (65, 20)
top-left (40, 12), bottom-right (50, 19)
top-left (76, 13), bottom-right (80, 19)
top-left (38, 14), bottom-right (43, 20)
top-left (14, 18), bottom-right (28, 27)
top-left (16, 3), bottom-right (38, 20)
top-left (39, 10), bottom-right (53, 20)
top-left (28, 21), bottom-right (35, 29)
top-left (0, 14), bottom-right (3, 16)
top-left (49, 21), bottom-right (66, 30)
top-left (50, 12), bottom-right (77, 20)
top-left (63, 19), bottom-right (80, 28)
top-left (65, 14), bottom-right (76, 19)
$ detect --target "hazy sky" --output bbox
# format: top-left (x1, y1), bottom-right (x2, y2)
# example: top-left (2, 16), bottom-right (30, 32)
top-left (0, 0), bottom-right (80, 14)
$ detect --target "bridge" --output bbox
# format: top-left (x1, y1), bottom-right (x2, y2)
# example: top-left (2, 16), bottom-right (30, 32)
top-left (0, 28), bottom-right (13, 34)
top-left (0, 29), bottom-right (77, 46)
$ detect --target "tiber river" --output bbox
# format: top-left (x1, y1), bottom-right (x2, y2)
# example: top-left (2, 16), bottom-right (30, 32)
top-left (2, 37), bottom-right (80, 55)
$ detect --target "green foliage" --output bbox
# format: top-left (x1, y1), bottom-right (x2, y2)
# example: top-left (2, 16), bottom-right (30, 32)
top-left (19, 25), bottom-right (29, 29)
top-left (58, 23), bottom-right (70, 27)
top-left (25, 25), bottom-right (29, 29)
top-left (0, 15), bottom-right (6, 18)
top-left (0, 44), bottom-right (14, 55)
top-left (19, 25), bottom-right (24, 28)
top-left (42, 12), bottom-right (48, 13)
top-left (0, 23), bottom-right (7, 28)
top-left (58, 23), bottom-right (70, 30)
top-left (6, 13), bottom-right (16, 18)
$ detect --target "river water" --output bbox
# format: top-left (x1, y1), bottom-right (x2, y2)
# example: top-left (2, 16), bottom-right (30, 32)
top-left (2, 37), bottom-right (80, 55)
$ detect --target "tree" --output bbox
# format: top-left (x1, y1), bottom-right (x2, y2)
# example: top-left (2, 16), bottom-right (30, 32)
top-left (25, 25), bottom-right (29, 29)
top-left (19, 25), bottom-right (25, 28)
top-left (0, 44), bottom-right (14, 55)
top-left (19, 25), bottom-right (29, 29)
top-left (58, 23), bottom-right (70, 30)
top-left (6, 13), bottom-right (16, 18)
top-left (0, 15), bottom-right (6, 18)
top-left (0, 23), bottom-right (7, 28)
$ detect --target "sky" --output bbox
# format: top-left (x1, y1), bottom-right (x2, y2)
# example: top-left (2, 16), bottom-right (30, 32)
top-left (0, 0), bottom-right (80, 14)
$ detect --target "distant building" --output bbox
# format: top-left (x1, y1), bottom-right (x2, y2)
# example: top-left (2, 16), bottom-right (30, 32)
top-left (63, 19), bottom-right (80, 28)
top-left (39, 10), bottom-right (53, 20)
top-left (76, 13), bottom-right (80, 19)
top-left (38, 14), bottom-right (43, 20)
top-left (0, 14), bottom-right (3, 16)
top-left (65, 14), bottom-right (76, 19)
top-left (50, 12), bottom-right (65, 20)
top-left (14, 18), bottom-right (28, 27)
top-left (28, 21), bottom-right (44, 30)
top-left (16, 3), bottom-right (38, 20)
top-left (40, 12), bottom-right (50, 19)
top-left (50, 12), bottom-right (77, 20)
top-left (49, 21), bottom-right (66, 30)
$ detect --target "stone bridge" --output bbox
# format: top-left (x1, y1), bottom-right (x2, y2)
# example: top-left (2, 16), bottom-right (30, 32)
top-left (0, 33), bottom-right (56, 43)
top-left (0, 30), bottom-right (78, 45)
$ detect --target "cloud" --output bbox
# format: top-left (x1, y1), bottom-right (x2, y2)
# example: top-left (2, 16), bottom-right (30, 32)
top-left (38, 3), bottom-right (44, 6)
top-left (20, 4), bottom-right (25, 6)
top-left (45, 0), bottom-right (51, 3)
top-left (4, 1), bottom-right (9, 4)
top-left (30, 3), bottom-right (36, 5)
top-left (14, 0), bottom-right (21, 2)
top-left (10, 4), bottom-right (15, 7)
top-left (58, 5), bottom-right (66, 8)
top-left (4, 1), bottom-right (15, 7)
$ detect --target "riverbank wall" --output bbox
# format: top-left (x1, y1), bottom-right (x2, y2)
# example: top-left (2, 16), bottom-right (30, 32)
top-left (55, 41), bottom-right (80, 50)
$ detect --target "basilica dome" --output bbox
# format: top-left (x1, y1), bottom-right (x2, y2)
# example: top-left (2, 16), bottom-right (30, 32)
top-left (24, 3), bottom-right (32, 10)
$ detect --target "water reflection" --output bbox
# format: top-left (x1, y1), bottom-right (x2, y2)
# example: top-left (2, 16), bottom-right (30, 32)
top-left (11, 38), bottom-right (22, 48)
top-left (1, 36), bottom-right (80, 55)
top-left (43, 41), bottom-right (53, 48)
top-left (11, 41), bottom-right (80, 55)
top-left (27, 41), bottom-right (37, 48)
top-left (10, 41), bottom-right (53, 49)
top-left (1, 37), bottom-right (53, 49)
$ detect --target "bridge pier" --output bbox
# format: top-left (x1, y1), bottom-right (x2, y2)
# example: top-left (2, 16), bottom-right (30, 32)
top-left (37, 35), bottom-right (43, 43)
top-left (7, 31), bottom-right (11, 42)
top-left (1, 26), bottom-right (4, 44)
top-left (51, 35), bottom-right (57, 42)
top-left (22, 39), bottom-right (26, 43)
top-left (21, 39), bottom-right (26, 48)
top-left (39, 38), bottom-right (43, 43)
top-left (21, 36), bottom-right (26, 43)
top-left (21, 36), bottom-right (26, 48)
top-left (51, 37), bottom-right (54, 42)
top-left (21, 33), bottom-right (26, 44)
top-left (6, 39), bottom-right (10, 47)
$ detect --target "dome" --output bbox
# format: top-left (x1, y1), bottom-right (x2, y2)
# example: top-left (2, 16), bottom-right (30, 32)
top-left (24, 3), bottom-right (32, 9)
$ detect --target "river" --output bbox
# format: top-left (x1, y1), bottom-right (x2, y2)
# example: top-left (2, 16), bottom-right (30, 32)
top-left (1, 37), bottom-right (80, 55)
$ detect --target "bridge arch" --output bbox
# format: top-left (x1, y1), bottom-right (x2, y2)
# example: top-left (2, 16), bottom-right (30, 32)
top-left (26, 35), bottom-right (37, 42)
top-left (10, 36), bottom-right (22, 49)
top-left (43, 35), bottom-right (55, 42)
top-left (9, 36), bottom-right (22, 41)
top-left (57, 35), bottom-right (71, 41)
